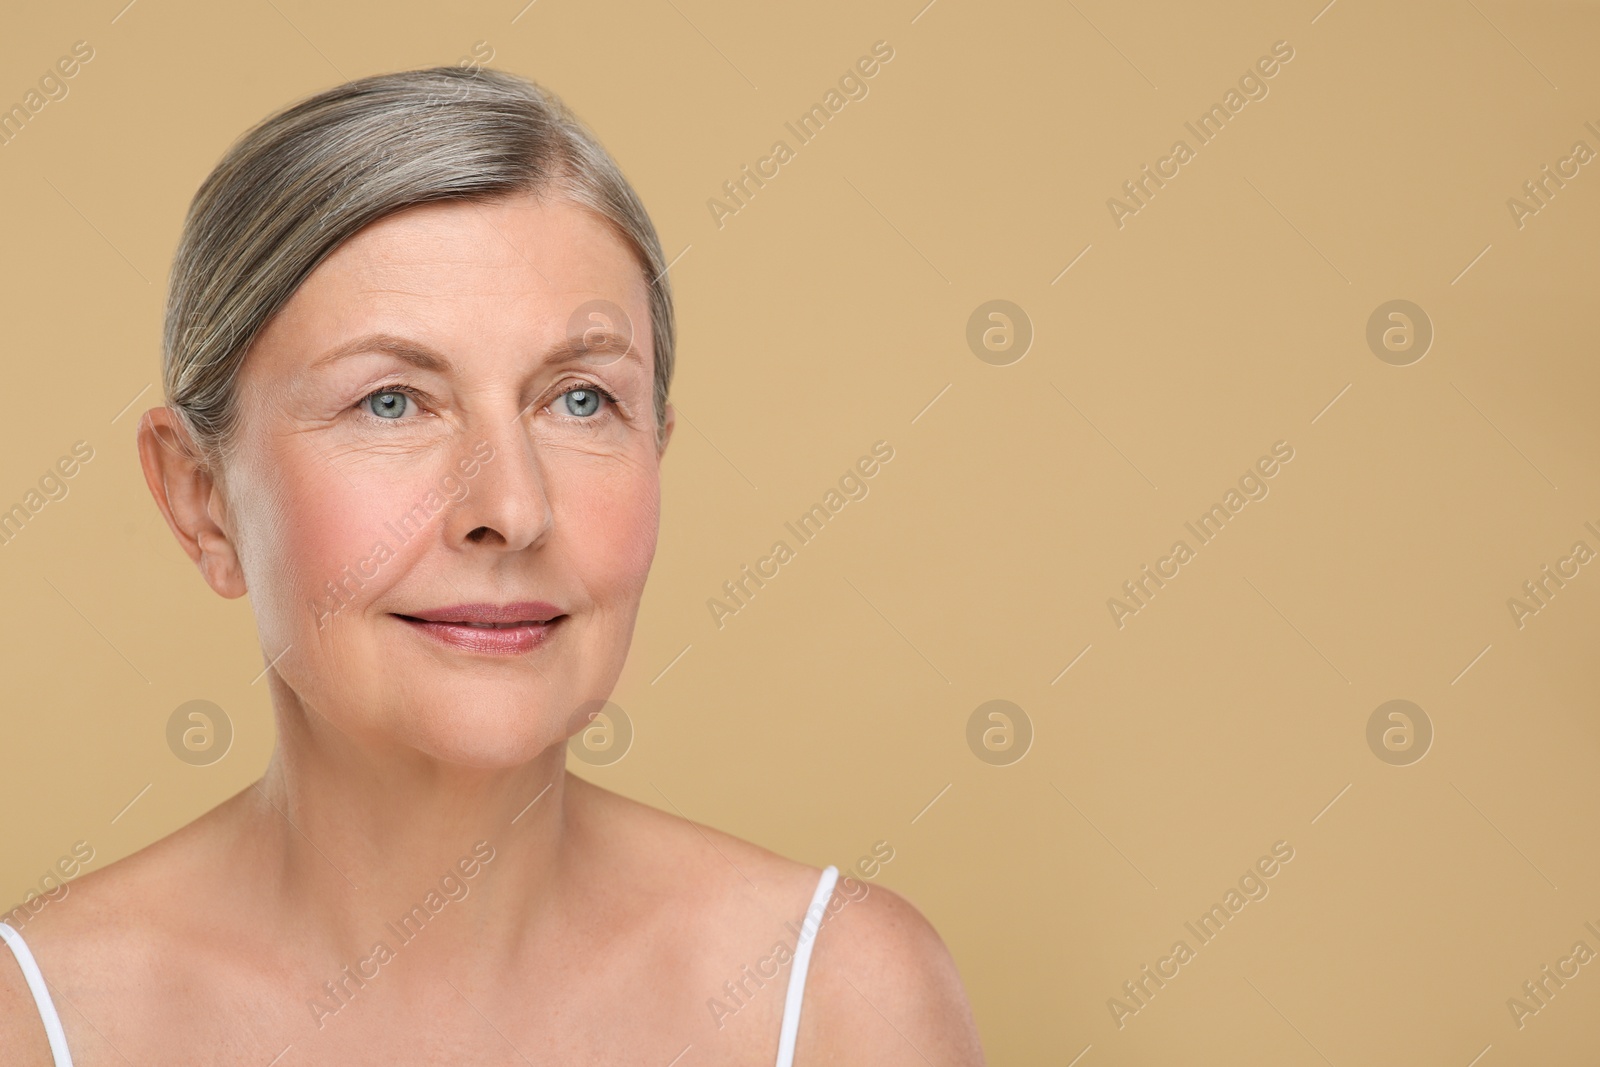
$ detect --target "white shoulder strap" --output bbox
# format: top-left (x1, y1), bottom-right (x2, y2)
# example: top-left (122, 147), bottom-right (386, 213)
top-left (774, 865), bottom-right (839, 1067)
top-left (0, 922), bottom-right (75, 1066)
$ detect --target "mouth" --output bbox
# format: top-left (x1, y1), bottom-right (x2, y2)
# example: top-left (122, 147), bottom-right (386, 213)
top-left (392, 602), bottom-right (565, 655)
top-left (403, 619), bottom-right (547, 630)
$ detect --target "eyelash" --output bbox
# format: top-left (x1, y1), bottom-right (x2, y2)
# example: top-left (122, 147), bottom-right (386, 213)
top-left (356, 384), bottom-right (426, 418)
top-left (353, 381), bottom-right (622, 424)
top-left (547, 381), bottom-right (621, 423)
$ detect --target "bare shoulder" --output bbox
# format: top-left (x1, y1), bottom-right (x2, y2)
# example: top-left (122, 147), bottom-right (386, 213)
top-left (8, 834), bottom-right (179, 986)
top-left (798, 878), bottom-right (988, 1065)
top-left (565, 774), bottom-right (863, 1050)
top-left (15, 789), bottom-right (243, 965)
top-left (0, 924), bottom-right (57, 1067)
top-left (567, 774), bottom-right (985, 1061)
top-left (566, 771), bottom-right (825, 911)
top-left (0, 836), bottom-right (179, 1066)
top-left (0, 786), bottom-right (261, 1063)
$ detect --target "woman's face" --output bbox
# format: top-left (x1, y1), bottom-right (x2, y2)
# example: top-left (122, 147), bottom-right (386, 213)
top-left (214, 191), bottom-right (669, 768)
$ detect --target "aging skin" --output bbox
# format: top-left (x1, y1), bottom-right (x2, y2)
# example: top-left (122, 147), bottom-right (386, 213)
top-left (0, 192), bottom-right (986, 1065)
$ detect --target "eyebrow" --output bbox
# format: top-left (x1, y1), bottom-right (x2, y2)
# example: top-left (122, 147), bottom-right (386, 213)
top-left (309, 330), bottom-right (640, 374)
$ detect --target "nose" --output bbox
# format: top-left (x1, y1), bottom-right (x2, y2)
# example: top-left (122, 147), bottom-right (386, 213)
top-left (445, 420), bottom-right (554, 553)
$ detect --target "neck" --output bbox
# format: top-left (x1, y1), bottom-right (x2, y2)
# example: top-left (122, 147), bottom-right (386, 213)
top-left (245, 690), bottom-right (576, 975)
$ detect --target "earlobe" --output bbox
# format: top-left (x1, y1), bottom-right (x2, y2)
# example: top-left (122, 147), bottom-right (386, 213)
top-left (135, 408), bottom-right (248, 599)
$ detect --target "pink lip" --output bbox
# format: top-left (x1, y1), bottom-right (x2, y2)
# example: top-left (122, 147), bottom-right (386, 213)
top-left (394, 602), bottom-right (565, 656)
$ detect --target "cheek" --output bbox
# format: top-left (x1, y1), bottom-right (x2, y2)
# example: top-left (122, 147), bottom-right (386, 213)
top-left (239, 451), bottom-right (438, 634)
top-left (556, 461), bottom-right (661, 598)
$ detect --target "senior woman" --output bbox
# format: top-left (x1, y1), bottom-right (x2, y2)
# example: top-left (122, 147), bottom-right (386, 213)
top-left (0, 67), bottom-right (985, 1065)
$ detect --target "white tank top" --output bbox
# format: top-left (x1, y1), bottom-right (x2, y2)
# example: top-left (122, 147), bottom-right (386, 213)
top-left (1, 865), bottom-right (839, 1067)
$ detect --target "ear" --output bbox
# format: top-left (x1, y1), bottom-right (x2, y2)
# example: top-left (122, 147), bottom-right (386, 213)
top-left (136, 408), bottom-right (248, 599)
top-left (656, 400), bottom-right (676, 461)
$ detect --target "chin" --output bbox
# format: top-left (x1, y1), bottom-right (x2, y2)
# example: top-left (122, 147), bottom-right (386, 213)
top-left (388, 688), bottom-right (570, 769)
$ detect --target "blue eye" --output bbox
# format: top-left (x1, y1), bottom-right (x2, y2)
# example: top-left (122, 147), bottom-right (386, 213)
top-left (364, 390), bottom-right (414, 419)
top-left (560, 386), bottom-right (606, 418)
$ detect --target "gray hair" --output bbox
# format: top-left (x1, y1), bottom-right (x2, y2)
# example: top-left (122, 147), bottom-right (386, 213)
top-left (163, 65), bottom-right (676, 464)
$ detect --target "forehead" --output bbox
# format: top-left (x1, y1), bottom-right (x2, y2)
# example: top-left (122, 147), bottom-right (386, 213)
top-left (255, 191), bottom-right (652, 360)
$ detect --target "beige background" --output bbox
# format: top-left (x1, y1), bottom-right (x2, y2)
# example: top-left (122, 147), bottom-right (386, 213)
top-left (3, 0), bottom-right (1599, 1062)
